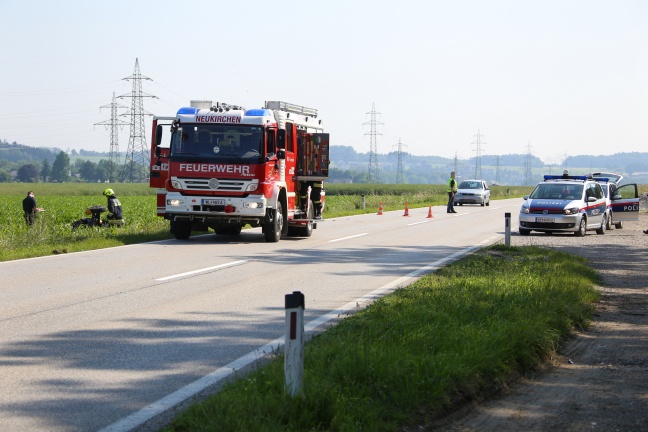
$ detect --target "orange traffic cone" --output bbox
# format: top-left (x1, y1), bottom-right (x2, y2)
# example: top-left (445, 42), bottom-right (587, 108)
top-left (403, 202), bottom-right (410, 217)
top-left (427, 206), bottom-right (434, 218)
top-left (377, 202), bottom-right (384, 215)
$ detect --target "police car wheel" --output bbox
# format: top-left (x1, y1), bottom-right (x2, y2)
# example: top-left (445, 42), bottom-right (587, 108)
top-left (575, 218), bottom-right (587, 237)
top-left (596, 215), bottom-right (607, 235)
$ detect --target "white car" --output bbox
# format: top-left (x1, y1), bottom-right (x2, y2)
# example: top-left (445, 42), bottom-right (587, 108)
top-left (454, 179), bottom-right (490, 206)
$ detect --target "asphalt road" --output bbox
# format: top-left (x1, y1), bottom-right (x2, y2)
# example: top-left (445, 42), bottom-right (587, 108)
top-left (0, 199), bottom-right (522, 431)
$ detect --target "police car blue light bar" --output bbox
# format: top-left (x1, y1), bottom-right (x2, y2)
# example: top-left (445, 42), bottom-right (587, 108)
top-left (543, 175), bottom-right (589, 181)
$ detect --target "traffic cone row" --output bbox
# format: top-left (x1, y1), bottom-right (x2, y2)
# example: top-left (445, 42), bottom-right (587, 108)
top-left (376, 203), bottom-right (436, 218)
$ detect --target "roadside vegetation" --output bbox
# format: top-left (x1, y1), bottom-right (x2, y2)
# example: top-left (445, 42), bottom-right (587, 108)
top-left (0, 183), bottom-right (533, 262)
top-left (164, 245), bottom-right (600, 431)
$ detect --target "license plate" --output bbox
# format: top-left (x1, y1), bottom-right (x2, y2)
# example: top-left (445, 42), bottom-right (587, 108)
top-left (536, 217), bottom-right (554, 223)
top-left (202, 199), bottom-right (225, 205)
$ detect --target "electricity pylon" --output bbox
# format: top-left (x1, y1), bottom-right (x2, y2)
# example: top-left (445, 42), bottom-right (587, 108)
top-left (494, 155), bottom-right (501, 185)
top-left (393, 138), bottom-right (408, 184)
top-left (95, 92), bottom-right (129, 183)
top-left (363, 103), bottom-right (382, 183)
top-left (119, 58), bottom-right (158, 182)
top-left (523, 141), bottom-right (534, 185)
top-left (472, 129), bottom-right (486, 179)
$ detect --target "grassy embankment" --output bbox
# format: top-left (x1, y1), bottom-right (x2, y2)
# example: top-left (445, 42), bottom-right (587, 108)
top-left (0, 183), bottom-right (532, 262)
top-left (163, 245), bottom-right (600, 431)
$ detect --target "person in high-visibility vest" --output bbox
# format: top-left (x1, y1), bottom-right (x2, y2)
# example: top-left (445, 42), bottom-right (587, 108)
top-left (446, 171), bottom-right (458, 213)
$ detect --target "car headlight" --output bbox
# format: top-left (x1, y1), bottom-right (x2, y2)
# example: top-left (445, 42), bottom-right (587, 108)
top-left (563, 207), bottom-right (579, 215)
top-left (167, 199), bottom-right (183, 207)
top-left (171, 180), bottom-right (183, 189)
top-left (521, 207), bottom-right (530, 214)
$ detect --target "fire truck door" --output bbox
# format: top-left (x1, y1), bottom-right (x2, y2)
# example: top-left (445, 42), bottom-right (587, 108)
top-left (149, 117), bottom-right (174, 189)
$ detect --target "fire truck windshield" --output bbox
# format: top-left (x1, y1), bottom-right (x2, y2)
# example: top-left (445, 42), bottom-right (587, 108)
top-left (171, 124), bottom-right (264, 162)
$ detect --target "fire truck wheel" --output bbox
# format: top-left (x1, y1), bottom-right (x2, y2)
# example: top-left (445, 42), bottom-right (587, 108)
top-left (264, 205), bottom-right (283, 242)
top-left (173, 221), bottom-right (193, 240)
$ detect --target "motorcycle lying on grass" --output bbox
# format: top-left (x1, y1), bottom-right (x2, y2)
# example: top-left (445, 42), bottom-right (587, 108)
top-left (72, 206), bottom-right (124, 229)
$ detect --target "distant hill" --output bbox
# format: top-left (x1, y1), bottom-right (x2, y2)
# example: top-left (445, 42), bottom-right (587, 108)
top-left (0, 140), bottom-right (58, 164)
top-left (2, 140), bottom-right (648, 185)
top-left (330, 146), bottom-right (648, 185)
top-left (0, 141), bottom-right (121, 166)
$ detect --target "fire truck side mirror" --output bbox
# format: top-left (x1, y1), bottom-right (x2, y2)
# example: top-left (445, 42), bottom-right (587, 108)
top-left (277, 129), bottom-right (286, 150)
top-left (155, 125), bottom-right (163, 147)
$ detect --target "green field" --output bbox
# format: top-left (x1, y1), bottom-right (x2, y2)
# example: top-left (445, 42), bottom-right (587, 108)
top-left (0, 183), bottom-right (168, 261)
top-left (1, 182), bottom-right (644, 262)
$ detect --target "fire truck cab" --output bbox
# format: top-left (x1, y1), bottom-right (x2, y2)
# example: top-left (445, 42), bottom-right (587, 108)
top-left (150, 100), bottom-right (329, 242)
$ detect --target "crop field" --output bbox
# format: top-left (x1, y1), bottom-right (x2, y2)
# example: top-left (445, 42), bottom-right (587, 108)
top-left (0, 183), bottom-right (168, 261)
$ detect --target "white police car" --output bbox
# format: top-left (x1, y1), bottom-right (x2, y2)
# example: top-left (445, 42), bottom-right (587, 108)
top-left (518, 174), bottom-right (639, 236)
top-left (590, 172), bottom-right (639, 230)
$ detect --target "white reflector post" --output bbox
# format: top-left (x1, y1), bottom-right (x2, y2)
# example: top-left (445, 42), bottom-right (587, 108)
top-left (505, 212), bottom-right (511, 247)
top-left (284, 291), bottom-right (305, 397)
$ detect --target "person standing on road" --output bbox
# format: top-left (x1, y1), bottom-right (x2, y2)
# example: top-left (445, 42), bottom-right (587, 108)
top-left (103, 188), bottom-right (123, 221)
top-left (22, 191), bottom-right (43, 226)
top-left (447, 171), bottom-right (458, 213)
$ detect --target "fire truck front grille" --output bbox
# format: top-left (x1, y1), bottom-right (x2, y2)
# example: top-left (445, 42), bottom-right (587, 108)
top-left (177, 178), bottom-right (251, 192)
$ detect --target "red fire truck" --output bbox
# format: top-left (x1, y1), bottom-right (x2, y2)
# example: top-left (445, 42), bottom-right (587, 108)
top-left (149, 100), bottom-right (329, 242)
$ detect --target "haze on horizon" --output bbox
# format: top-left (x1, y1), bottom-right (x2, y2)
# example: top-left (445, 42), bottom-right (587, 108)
top-left (1, 0), bottom-right (646, 164)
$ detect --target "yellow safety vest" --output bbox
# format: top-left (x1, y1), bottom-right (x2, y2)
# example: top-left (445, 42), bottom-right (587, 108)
top-left (447, 178), bottom-right (456, 193)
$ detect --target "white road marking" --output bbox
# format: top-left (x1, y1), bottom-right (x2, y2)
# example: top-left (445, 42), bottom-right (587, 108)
top-left (406, 220), bottom-right (430, 226)
top-left (99, 237), bottom-right (502, 432)
top-left (155, 260), bottom-right (248, 281)
top-left (328, 233), bottom-right (369, 243)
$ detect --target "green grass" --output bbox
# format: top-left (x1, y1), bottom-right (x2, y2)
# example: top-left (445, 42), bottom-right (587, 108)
top-left (164, 245), bottom-right (600, 431)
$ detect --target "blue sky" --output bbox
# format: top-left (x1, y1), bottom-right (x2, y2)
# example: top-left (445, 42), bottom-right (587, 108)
top-left (1, 0), bottom-right (646, 162)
